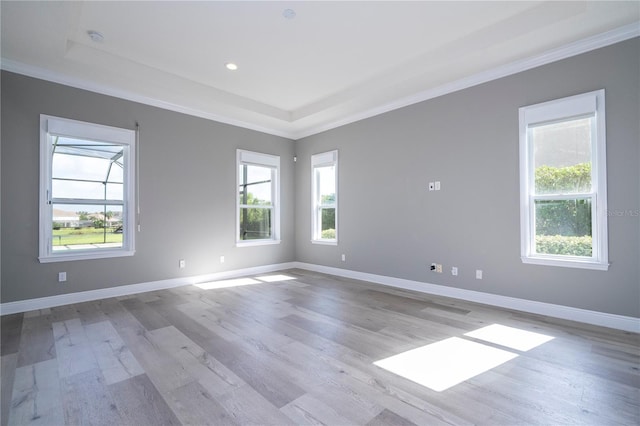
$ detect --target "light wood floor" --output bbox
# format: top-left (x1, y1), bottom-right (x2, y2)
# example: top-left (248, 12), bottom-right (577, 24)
top-left (1, 269), bottom-right (639, 425)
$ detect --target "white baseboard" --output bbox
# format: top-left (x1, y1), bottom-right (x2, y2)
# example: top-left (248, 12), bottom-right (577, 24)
top-left (0, 262), bottom-right (297, 316)
top-left (293, 262), bottom-right (640, 333)
top-left (2, 260), bottom-right (638, 333)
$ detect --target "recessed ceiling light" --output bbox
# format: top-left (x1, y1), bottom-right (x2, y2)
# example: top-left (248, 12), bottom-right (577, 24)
top-left (282, 9), bottom-right (296, 20)
top-left (87, 30), bottom-right (104, 43)
top-left (225, 62), bottom-right (238, 71)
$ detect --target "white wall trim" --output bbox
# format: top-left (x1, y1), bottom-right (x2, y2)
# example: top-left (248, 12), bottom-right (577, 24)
top-left (0, 59), bottom-right (293, 140)
top-left (2, 24), bottom-right (638, 141)
top-left (292, 23), bottom-right (640, 139)
top-left (0, 262), bottom-right (297, 316)
top-left (293, 262), bottom-right (640, 333)
top-left (2, 260), bottom-right (638, 333)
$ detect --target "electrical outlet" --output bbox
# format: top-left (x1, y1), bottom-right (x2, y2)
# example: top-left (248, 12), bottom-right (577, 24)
top-left (435, 181), bottom-right (441, 191)
top-left (341, 254), bottom-right (346, 262)
top-left (451, 266), bottom-right (458, 276)
top-left (220, 256), bottom-right (225, 263)
top-left (179, 259), bottom-right (186, 269)
top-left (436, 264), bottom-right (443, 273)
top-left (476, 269), bottom-right (483, 279)
top-left (58, 272), bottom-right (67, 282)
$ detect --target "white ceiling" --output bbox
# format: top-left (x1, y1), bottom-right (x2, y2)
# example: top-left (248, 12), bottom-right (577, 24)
top-left (2, 1), bottom-right (639, 139)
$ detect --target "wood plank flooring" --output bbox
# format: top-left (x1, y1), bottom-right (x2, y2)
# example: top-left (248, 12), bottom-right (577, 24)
top-left (1, 269), bottom-right (639, 425)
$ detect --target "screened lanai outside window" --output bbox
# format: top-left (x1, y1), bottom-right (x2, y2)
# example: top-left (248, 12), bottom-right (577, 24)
top-left (40, 115), bottom-right (135, 262)
top-left (237, 150), bottom-right (280, 245)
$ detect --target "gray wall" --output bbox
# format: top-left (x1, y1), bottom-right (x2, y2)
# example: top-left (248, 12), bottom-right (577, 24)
top-left (2, 38), bottom-right (639, 318)
top-left (295, 38), bottom-right (640, 318)
top-left (1, 71), bottom-right (296, 303)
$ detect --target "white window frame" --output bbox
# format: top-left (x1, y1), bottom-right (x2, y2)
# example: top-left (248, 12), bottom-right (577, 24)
top-left (236, 149), bottom-right (280, 246)
top-left (519, 90), bottom-right (608, 270)
top-left (311, 150), bottom-right (338, 245)
top-left (39, 115), bottom-right (136, 263)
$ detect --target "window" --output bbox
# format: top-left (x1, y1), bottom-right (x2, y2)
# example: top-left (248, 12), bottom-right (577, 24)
top-left (237, 150), bottom-right (280, 245)
top-left (39, 115), bottom-right (136, 262)
top-left (519, 90), bottom-right (608, 270)
top-left (311, 150), bottom-right (338, 244)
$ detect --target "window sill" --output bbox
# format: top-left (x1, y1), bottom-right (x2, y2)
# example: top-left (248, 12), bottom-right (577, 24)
top-left (311, 240), bottom-right (338, 246)
top-left (236, 239), bottom-right (281, 247)
top-left (39, 249), bottom-right (135, 263)
top-left (521, 256), bottom-right (609, 271)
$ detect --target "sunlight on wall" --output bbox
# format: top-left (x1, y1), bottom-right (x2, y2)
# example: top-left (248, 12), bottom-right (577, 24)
top-left (374, 324), bottom-right (554, 392)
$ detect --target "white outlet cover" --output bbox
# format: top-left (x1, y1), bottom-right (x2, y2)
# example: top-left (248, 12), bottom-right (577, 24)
top-left (476, 270), bottom-right (483, 279)
top-left (435, 181), bottom-right (441, 190)
top-left (58, 272), bottom-right (67, 282)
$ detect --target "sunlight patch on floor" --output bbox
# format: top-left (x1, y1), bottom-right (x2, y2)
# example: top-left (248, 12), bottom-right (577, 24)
top-left (255, 274), bottom-right (296, 282)
top-left (465, 324), bottom-right (554, 351)
top-left (194, 274), bottom-right (297, 289)
top-left (195, 278), bottom-right (261, 290)
top-left (374, 323), bottom-right (555, 392)
top-left (374, 337), bottom-right (518, 392)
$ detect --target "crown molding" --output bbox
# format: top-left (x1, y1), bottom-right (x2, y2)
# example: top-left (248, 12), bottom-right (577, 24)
top-left (292, 22), bottom-right (640, 139)
top-left (0, 58), bottom-right (295, 139)
top-left (2, 23), bottom-right (638, 140)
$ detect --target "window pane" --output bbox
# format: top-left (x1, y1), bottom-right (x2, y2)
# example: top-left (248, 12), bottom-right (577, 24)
top-left (239, 207), bottom-right (272, 240)
top-left (52, 204), bottom-right (123, 251)
top-left (239, 164), bottom-right (272, 205)
top-left (532, 117), bottom-right (592, 195)
top-left (105, 182), bottom-right (124, 200)
top-left (316, 166), bottom-right (336, 203)
top-left (320, 207), bottom-right (336, 239)
top-left (52, 179), bottom-right (123, 200)
top-left (534, 199), bottom-right (592, 257)
top-left (52, 137), bottom-right (125, 200)
top-left (52, 178), bottom-right (108, 200)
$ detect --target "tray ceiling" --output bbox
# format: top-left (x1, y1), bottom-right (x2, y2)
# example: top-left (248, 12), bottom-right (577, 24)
top-left (2, 1), bottom-right (639, 139)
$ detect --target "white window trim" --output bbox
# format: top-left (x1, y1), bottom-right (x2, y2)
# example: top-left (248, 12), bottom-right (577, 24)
top-left (311, 150), bottom-right (338, 245)
top-left (519, 90), bottom-right (608, 270)
top-left (236, 149), bottom-right (281, 247)
top-left (39, 115), bottom-right (136, 263)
